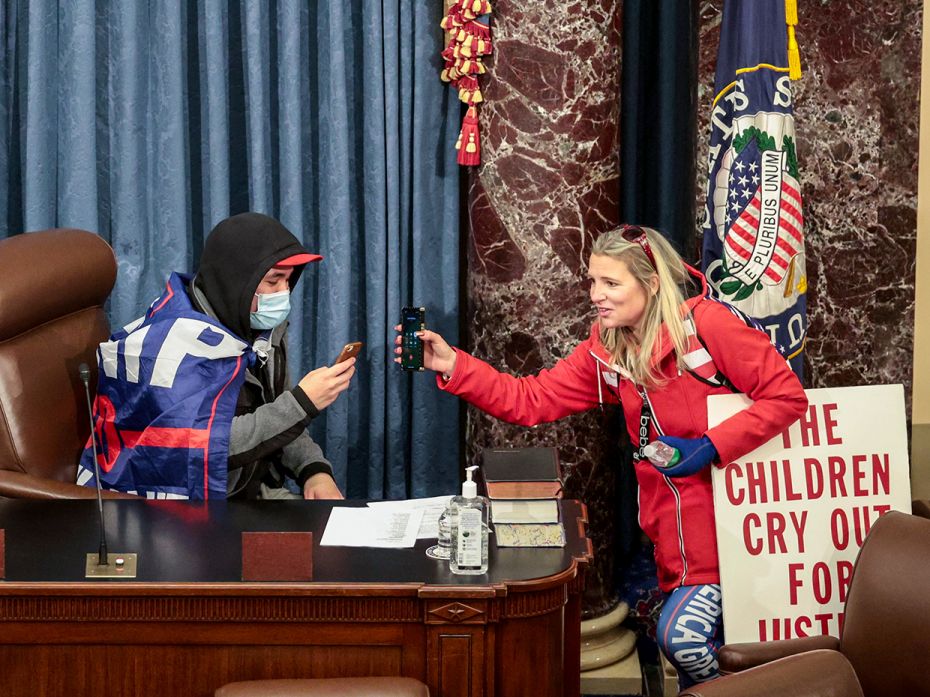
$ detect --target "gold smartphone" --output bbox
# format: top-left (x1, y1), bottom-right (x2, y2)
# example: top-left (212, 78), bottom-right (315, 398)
top-left (334, 341), bottom-right (363, 364)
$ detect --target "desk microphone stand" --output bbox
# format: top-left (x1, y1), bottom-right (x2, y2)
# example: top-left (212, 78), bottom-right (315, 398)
top-left (80, 363), bottom-right (137, 579)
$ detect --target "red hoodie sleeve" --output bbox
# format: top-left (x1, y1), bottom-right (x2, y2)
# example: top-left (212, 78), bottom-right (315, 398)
top-left (695, 301), bottom-right (809, 465)
top-left (436, 336), bottom-right (608, 426)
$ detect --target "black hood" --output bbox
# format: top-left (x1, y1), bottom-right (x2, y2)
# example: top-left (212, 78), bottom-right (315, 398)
top-left (193, 213), bottom-right (317, 339)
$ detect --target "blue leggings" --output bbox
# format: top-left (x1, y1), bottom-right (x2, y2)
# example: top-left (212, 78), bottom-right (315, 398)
top-left (656, 584), bottom-right (724, 689)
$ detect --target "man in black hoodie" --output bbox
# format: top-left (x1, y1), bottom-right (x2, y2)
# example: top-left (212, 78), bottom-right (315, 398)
top-left (189, 212), bottom-right (353, 499)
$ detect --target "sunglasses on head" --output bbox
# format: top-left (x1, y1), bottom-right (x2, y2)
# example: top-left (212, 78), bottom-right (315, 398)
top-left (620, 225), bottom-right (657, 271)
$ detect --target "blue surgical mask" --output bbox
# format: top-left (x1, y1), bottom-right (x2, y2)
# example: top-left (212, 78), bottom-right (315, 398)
top-left (250, 290), bottom-right (291, 330)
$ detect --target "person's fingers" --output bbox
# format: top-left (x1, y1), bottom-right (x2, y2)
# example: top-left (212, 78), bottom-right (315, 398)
top-left (417, 329), bottom-right (442, 343)
top-left (329, 357), bottom-right (356, 374)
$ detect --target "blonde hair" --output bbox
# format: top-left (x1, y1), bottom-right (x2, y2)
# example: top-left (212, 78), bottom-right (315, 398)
top-left (590, 226), bottom-right (690, 387)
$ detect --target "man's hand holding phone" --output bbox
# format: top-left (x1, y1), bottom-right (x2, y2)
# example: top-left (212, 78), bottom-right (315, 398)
top-left (297, 358), bottom-right (356, 410)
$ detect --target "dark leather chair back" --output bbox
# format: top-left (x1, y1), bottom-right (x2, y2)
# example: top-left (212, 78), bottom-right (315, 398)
top-left (840, 510), bottom-right (930, 697)
top-left (0, 229), bottom-right (116, 489)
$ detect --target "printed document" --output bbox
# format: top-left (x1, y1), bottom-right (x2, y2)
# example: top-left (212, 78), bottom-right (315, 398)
top-left (320, 507), bottom-right (424, 548)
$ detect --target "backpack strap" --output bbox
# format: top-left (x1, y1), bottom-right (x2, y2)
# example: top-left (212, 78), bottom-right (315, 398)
top-left (681, 313), bottom-right (738, 392)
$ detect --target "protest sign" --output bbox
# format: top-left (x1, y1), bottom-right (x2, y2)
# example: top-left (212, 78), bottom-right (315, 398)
top-left (709, 384), bottom-right (911, 643)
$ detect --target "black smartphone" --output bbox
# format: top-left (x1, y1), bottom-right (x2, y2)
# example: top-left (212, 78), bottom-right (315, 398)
top-left (400, 306), bottom-right (425, 371)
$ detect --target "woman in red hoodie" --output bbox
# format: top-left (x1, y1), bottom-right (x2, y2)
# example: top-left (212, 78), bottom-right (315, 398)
top-left (395, 225), bottom-right (807, 688)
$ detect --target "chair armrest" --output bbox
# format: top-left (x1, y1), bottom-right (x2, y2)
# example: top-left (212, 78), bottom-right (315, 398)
top-left (718, 634), bottom-right (839, 673)
top-left (679, 650), bottom-right (863, 697)
top-left (0, 469), bottom-right (138, 499)
top-left (912, 499), bottom-right (930, 519)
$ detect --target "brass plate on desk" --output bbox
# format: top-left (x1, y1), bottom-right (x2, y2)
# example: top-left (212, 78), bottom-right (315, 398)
top-left (85, 553), bottom-right (138, 578)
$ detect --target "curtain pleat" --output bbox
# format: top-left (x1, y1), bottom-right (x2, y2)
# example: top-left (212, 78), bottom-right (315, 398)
top-left (621, 0), bottom-right (698, 256)
top-left (0, 0), bottom-right (461, 499)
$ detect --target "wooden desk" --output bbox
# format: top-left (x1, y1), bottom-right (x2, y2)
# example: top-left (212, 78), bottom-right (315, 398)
top-left (0, 499), bottom-right (590, 697)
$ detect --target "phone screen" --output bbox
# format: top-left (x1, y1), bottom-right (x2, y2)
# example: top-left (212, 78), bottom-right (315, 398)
top-left (400, 306), bottom-right (425, 371)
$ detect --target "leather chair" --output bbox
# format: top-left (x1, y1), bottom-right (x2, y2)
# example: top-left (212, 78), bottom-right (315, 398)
top-left (912, 498), bottom-right (930, 519)
top-left (679, 510), bottom-right (930, 697)
top-left (0, 229), bottom-right (132, 498)
top-left (215, 677), bottom-right (430, 697)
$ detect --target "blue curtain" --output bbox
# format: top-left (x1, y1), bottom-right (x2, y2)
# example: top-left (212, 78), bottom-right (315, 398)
top-left (621, 0), bottom-right (698, 257)
top-left (0, 0), bottom-right (461, 500)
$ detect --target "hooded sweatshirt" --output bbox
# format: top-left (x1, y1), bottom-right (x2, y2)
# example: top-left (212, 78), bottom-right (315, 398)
top-left (192, 213), bottom-right (333, 498)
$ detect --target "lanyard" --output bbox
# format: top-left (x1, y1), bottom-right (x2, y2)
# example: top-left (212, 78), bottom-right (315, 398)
top-left (634, 385), bottom-right (652, 462)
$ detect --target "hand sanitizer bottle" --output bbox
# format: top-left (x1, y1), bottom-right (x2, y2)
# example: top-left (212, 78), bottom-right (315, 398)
top-left (450, 465), bottom-right (489, 575)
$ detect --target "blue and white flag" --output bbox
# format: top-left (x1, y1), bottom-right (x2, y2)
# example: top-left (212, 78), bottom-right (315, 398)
top-left (701, 1), bottom-right (807, 380)
top-left (76, 273), bottom-right (252, 500)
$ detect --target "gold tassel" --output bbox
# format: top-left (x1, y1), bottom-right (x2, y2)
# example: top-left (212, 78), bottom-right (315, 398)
top-left (787, 25), bottom-right (802, 80)
top-left (785, 0), bottom-right (801, 80)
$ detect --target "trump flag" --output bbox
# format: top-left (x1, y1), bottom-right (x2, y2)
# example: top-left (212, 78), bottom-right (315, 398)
top-left (701, 1), bottom-right (807, 380)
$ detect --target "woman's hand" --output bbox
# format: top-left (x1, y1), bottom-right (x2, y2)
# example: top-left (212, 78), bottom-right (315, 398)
top-left (393, 325), bottom-right (457, 377)
top-left (297, 358), bottom-right (356, 410)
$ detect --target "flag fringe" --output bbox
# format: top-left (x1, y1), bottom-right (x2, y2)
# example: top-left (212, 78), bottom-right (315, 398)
top-left (785, 1), bottom-right (802, 80)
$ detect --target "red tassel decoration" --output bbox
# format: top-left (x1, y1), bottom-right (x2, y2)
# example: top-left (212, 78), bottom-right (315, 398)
top-left (439, 0), bottom-right (491, 167)
top-left (456, 106), bottom-right (481, 166)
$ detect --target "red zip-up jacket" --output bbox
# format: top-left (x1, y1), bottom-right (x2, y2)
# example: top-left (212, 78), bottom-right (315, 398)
top-left (439, 273), bottom-right (807, 591)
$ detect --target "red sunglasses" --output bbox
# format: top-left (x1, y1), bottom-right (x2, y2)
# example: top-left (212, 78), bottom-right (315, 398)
top-left (620, 225), bottom-right (657, 271)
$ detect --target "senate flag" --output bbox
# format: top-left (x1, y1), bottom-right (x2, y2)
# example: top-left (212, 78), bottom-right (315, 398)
top-left (701, 0), bottom-right (807, 380)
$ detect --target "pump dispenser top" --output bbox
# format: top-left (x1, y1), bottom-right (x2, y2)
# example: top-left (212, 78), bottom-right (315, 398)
top-left (462, 465), bottom-right (478, 498)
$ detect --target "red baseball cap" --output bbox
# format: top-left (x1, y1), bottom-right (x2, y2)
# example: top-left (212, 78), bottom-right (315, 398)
top-left (274, 252), bottom-right (323, 267)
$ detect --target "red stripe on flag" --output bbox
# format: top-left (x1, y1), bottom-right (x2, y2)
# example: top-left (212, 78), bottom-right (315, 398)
top-left (122, 428), bottom-right (209, 450)
top-left (777, 231), bottom-right (801, 259)
top-left (732, 216), bottom-right (759, 245)
top-left (204, 355), bottom-right (244, 500)
top-left (779, 197), bottom-right (804, 230)
top-left (150, 283), bottom-right (175, 315)
top-left (782, 180), bottom-right (801, 202)
top-left (725, 236), bottom-right (752, 261)
top-left (778, 216), bottom-right (803, 247)
top-left (768, 251), bottom-right (789, 270)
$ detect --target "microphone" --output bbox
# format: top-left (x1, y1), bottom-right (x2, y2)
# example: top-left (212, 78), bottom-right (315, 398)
top-left (80, 362), bottom-right (137, 578)
top-left (79, 362), bottom-right (108, 566)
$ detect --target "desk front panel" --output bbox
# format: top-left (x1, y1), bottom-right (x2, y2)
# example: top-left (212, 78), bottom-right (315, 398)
top-left (0, 499), bottom-right (590, 697)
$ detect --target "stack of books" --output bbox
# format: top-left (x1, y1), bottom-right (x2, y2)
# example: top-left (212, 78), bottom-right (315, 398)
top-left (481, 446), bottom-right (565, 547)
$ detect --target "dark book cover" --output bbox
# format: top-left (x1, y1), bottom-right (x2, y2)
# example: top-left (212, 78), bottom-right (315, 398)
top-left (481, 447), bottom-right (562, 499)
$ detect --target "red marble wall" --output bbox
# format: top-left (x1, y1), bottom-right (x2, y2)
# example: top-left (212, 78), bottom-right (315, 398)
top-left (464, 0), bottom-right (922, 618)
top-left (464, 0), bottom-right (624, 616)
top-left (696, 1), bottom-right (922, 398)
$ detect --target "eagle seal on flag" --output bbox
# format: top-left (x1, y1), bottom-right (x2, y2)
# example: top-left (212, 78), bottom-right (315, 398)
top-left (701, 0), bottom-right (808, 379)
top-left (709, 114), bottom-right (806, 309)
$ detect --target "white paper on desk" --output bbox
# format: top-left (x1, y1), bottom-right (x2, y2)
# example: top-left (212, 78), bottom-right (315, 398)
top-left (320, 507), bottom-right (424, 548)
top-left (367, 495), bottom-right (454, 539)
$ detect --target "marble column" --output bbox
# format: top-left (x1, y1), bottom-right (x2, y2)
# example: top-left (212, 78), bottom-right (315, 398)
top-left (464, 0), bottom-right (624, 617)
top-left (696, 1), bottom-right (922, 401)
